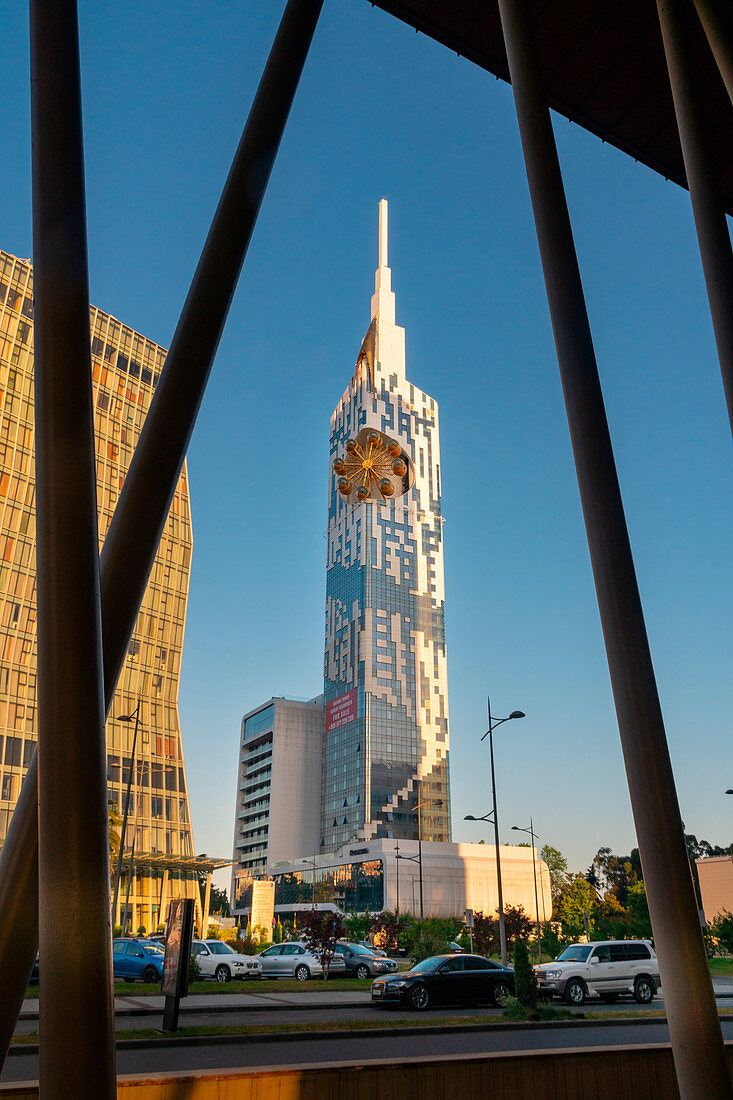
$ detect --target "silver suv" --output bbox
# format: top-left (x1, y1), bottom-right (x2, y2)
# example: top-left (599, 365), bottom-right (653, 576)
top-left (535, 940), bottom-right (660, 1005)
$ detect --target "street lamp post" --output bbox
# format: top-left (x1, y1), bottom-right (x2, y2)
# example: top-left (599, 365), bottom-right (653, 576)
top-left (467, 699), bottom-right (524, 966)
top-left (512, 819), bottom-right (542, 963)
top-left (394, 840), bottom-right (400, 917)
top-left (112, 703), bottom-right (142, 926)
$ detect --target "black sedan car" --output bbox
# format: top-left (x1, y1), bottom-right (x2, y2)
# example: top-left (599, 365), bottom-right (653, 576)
top-left (371, 954), bottom-right (514, 1010)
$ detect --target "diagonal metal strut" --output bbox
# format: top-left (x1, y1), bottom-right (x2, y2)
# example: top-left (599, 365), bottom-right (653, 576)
top-left (0, 0), bottom-right (324, 1069)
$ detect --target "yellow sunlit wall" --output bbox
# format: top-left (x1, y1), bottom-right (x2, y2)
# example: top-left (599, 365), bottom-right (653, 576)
top-left (0, 249), bottom-right (196, 932)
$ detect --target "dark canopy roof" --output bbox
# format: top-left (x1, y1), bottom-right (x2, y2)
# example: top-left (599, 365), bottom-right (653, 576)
top-left (371, 0), bottom-right (733, 213)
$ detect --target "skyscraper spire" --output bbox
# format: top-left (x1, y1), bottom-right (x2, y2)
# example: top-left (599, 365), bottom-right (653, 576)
top-left (379, 197), bottom-right (388, 267)
top-left (371, 198), bottom-right (396, 324)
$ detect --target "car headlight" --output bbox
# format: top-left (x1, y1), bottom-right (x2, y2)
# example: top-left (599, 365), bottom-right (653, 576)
top-left (545, 970), bottom-right (563, 980)
top-left (389, 980), bottom-right (407, 989)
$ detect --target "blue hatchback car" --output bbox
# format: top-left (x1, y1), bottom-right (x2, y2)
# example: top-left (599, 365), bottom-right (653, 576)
top-left (112, 938), bottom-right (164, 983)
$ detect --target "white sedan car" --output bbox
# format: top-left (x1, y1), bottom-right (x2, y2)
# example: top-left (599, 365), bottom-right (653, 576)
top-left (191, 939), bottom-right (262, 983)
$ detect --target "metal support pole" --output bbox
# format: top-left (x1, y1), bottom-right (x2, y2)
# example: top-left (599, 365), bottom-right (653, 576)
top-left (160, 868), bottom-right (169, 930)
top-left (418, 801), bottom-right (424, 921)
top-left (123, 838), bottom-right (136, 935)
top-left (30, 0), bottom-right (115, 1092)
top-left (202, 871), bottom-right (212, 938)
top-left (395, 841), bottom-right (400, 916)
top-left (0, 0), bottom-right (324, 1068)
top-left (488, 707), bottom-right (507, 967)
top-left (530, 819), bottom-right (541, 964)
top-left (111, 705), bottom-right (141, 923)
top-left (495, 0), bottom-right (731, 1095)
top-left (657, 0), bottom-right (733, 435)
top-left (693, 0), bottom-right (733, 107)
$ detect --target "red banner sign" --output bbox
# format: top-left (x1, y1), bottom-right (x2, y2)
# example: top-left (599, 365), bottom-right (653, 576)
top-left (326, 688), bottom-right (358, 733)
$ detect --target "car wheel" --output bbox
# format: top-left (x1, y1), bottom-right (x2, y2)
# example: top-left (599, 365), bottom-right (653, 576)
top-left (295, 964), bottom-right (310, 982)
top-left (599, 993), bottom-right (618, 1003)
top-left (355, 964), bottom-right (370, 980)
top-left (564, 978), bottom-right (586, 1006)
top-left (142, 966), bottom-right (159, 984)
top-left (493, 980), bottom-right (511, 1007)
top-left (408, 984), bottom-right (429, 1011)
top-left (634, 977), bottom-right (654, 1004)
top-left (215, 965), bottom-right (231, 983)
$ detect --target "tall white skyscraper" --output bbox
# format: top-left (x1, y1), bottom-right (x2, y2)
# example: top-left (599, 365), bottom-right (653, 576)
top-left (322, 201), bottom-right (451, 853)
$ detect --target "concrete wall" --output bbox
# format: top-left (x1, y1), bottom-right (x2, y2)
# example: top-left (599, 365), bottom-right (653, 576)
top-left (697, 856), bottom-right (733, 921)
top-left (4, 1045), bottom-right (731, 1098)
top-left (267, 699), bottom-right (324, 867)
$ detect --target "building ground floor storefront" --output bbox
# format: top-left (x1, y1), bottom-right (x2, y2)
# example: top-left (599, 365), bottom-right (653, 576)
top-left (233, 839), bottom-right (552, 922)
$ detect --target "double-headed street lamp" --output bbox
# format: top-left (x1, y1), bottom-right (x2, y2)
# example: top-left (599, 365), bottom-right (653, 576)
top-left (512, 818), bottom-right (542, 964)
top-left (111, 703), bottom-right (142, 927)
top-left (464, 697), bottom-right (524, 966)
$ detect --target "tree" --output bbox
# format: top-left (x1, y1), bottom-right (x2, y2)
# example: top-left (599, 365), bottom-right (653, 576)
top-left (209, 883), bottom-right (230, 917)
top-left (556, 875), bottom-right (597, 939)
top-left (502, 905), bottom-right (533, 951)
top-left (299, 910), bottom-right (345, 979)
top-left (540, 845), bottom-right (570, 910)
top-left (370, 910), bottom-right (405, 954)
top-left (343, 910), bottom-right (373, 943)
top-left (590, 847), bottom-right (641, 907)
top-left (108, 800), bottom-right (122, 883)
top-left (471, 911), bottom-right (498, 958)
top-left (625, 881), bottom-right (652, 939)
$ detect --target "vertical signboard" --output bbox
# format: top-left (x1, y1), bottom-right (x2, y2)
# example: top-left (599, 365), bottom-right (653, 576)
top-left (162, 897), bottom-right (194, 1031)
top-left (250, 879), bottom-right (275, 935)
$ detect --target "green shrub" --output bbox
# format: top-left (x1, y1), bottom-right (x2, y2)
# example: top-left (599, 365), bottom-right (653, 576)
top-left (709, 910), bottom-right (733, 955)
top-left (113, 924), bottom-right (123, 938)
top-left (137, 925), bottom-right (146, 937)
top-left (513, 938), bottom-right (538, 1010)
top-left (188, 954), bottom-right (201, 985)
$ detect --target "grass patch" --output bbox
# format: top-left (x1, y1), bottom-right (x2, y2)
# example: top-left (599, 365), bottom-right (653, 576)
top-left (501, 996), bottom-right (577, 1022)
top-left (709, 959), bottom-right (733, 977)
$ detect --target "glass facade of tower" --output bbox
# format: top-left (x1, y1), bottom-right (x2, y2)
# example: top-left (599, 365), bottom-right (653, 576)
top-left (322, 203), bottom-right (451, 852)
top-left (0, 250), bottom-right (196, 930)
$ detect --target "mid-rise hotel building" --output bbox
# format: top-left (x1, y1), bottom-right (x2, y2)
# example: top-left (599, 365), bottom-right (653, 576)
top-left (0, 249), bottom-right (197, 931)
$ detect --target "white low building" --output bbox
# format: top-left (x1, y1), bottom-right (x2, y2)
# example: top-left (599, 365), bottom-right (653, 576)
top-left (266, 838), bottom-right (552, 921)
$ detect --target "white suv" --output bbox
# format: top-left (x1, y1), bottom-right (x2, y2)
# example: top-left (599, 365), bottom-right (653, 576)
top-left (535, 941), bottom-right (660, 1005)
top-left (191, 939), bottom-right (262, 982)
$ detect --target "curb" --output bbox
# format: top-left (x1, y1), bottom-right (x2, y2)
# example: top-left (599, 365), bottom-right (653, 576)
top-left (8, 1013), bottom-right (678, 1057)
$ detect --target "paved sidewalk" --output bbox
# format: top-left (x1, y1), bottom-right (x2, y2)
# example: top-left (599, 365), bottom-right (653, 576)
top-left (18, 977), bottom-right (733, 1023)
top-left (19, 989), bottom-right (370, 1020)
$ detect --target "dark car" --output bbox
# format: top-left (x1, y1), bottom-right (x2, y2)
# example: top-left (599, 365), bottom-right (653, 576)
top-left (371, 954), bottom-right (514, 1011)
top-left (333, 942), bottom-right (398, 979)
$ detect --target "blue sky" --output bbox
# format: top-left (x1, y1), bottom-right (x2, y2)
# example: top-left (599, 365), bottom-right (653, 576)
top-left (2, 0), bottom-right (731, 890)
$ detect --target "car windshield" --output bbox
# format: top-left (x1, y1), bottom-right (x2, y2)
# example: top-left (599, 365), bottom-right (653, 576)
top-left (141, 943), bottom-right (164, 956)
top-left (556, 945), bottom-right (592, 962)
top-left (351, 945), bottom-right (375, 956)
top-left (410, 957), bottom-right (443, 974)
top-left (207, 942), bottom-right (235, 955)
